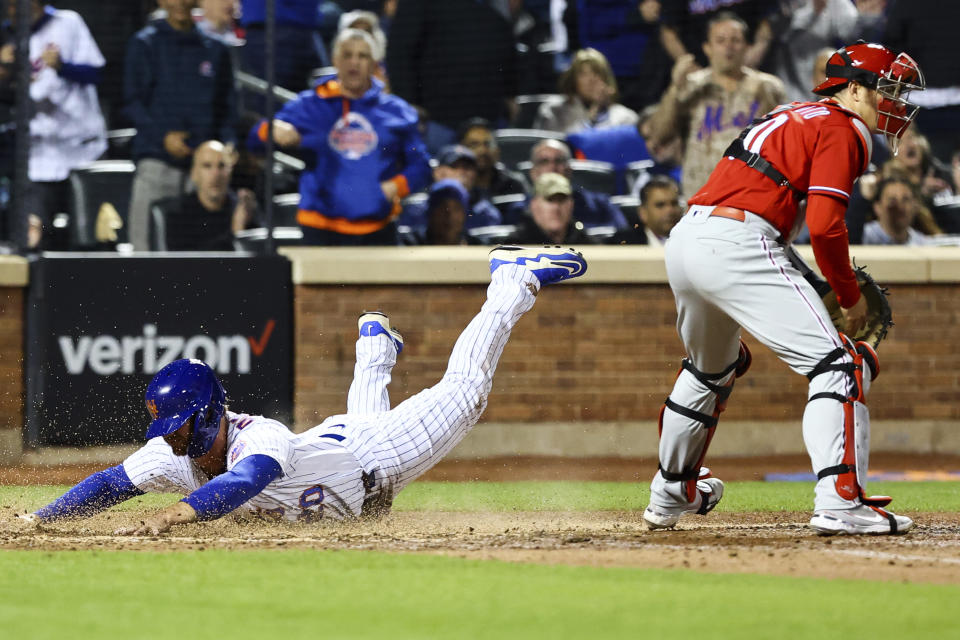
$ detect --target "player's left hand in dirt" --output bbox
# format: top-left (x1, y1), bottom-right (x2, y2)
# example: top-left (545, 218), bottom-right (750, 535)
top-left (7, 512), bottom-right (42, 532)
top-left (116, 502), bottom-right (197, 536)
top-left (0, 512), bottom-right (43, 536)
top-left (116, 514), bottom-right (171, 536)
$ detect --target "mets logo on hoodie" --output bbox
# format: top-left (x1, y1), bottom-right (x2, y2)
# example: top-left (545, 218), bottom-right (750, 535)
top-left (328, 112), bottom-right (379, 160)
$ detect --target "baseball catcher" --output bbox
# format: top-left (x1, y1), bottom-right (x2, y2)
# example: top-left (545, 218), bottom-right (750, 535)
top-left (16, 246), bottom-right (587, 534)
top-left (642, 40), bottom-right (924, 535)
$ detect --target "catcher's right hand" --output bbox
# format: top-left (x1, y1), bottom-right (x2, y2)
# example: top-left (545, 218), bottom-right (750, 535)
top-left (785, 247), bottom-right (893, 350)
top-left (841, 293), bottom-right (868, 337)
top-left (819, 262), bottom-right (894, 349)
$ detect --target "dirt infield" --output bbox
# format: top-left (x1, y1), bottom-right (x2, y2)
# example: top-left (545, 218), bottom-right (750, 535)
top-left (2, 508), bottom-right (959, 585)
top-left (3, 454), bottom-right (959, 584)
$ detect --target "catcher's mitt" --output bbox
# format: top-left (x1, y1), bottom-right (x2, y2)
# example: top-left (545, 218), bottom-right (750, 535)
top-left (817, 262), bottom-right (893, 349)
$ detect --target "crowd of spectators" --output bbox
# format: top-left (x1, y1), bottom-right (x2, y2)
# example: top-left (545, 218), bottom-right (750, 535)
top-left (1, 0), bottom-right (959, 253)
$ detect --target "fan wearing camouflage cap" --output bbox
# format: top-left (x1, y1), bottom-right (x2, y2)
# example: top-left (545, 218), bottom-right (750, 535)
top-left (504, 173), bottom-right (596, 246)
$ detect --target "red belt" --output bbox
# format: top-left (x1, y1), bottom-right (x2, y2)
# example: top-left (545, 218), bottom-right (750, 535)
top-left (709, 206), bottom-right (746, 222)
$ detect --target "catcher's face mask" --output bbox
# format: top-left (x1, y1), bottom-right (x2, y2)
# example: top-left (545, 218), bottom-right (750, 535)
top-left (875, 53), bottom-right (925, 155)
top-left (813, 43), bottom-right (925, 155)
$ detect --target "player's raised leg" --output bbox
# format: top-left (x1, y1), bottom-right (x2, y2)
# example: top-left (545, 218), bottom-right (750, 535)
top-left (371, 246), bottom-right (587, 492)
top-left (347, 312), bottom-right (404, 415)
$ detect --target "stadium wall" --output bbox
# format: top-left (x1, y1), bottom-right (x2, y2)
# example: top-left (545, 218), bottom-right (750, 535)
top-left (1, 247), bottom-right (959, 463)
top-left (287, 246), bottom-right (960, 456)
top-left (0, 257), bottom-right (28, 463)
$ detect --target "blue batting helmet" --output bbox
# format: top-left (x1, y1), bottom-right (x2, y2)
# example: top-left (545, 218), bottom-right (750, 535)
top-left (144, 359), bottom-right (227, 458)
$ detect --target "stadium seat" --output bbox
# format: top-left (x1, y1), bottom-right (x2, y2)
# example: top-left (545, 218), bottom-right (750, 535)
top-left (105, 128), bottom-right (136, 161)
top-left (610, 195), bottom-right (641, 228)
top-left (490, 193), bottom-right (528, 222)
top-left (148, 203), bottom-right (168, 251)
top-left (514, 160), bottom-right (617, 195)
top-left (402, 193), bottom-right (429, 205)
top-left (569, 159), bottom-right (617, 195)
top-left (466, 224), bottom-right (519, 245)
top-left (396, 224), bottom-right (421, 246)
top-left (494, 129), bottom-right (565, 170)
top-left (233, 227), bottom-right (304, 252)
top-left (396, 192), bottom-right (430, 237)
top-left (511, 94), bottom-right (564, 129)
top-left (934, 197), bottom-right (960, 234)
top-left (584, 225), bottom-right (618, 242)
top-left (624, 159), bottom-right (656, 195)
top-left (67, 160), bottom-right (136, 249)
top-left (400, 192), bottom-right (429, 216)
top-left (272, 193), bottom-right (301, 227)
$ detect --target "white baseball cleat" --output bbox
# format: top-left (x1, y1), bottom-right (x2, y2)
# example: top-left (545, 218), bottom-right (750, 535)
top-left (488, 245), bottom-right (587, 285)
top-left (358, 311), bottom-right (404, 354)
top-left (643, 476), bottom-right (725, 530)
top-left (810, 504), bottom-right (913, 535)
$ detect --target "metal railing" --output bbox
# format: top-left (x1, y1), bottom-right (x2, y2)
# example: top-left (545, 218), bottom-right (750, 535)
top-left (235, 70), bottom-right (299, 105)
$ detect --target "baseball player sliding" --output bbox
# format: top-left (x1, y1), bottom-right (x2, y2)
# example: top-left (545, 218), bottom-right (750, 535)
top-left (642, 42), bottom-right (925, 535)
top-left (18, 246), bottom-right (587, 534)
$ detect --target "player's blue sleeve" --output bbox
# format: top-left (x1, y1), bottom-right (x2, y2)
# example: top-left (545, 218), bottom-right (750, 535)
top-left (34, 465), bottom-right (144, 521)
top-left (58, 62), bottom-right (102, 85)
top-left (181, 454), bottom-right (282, 521)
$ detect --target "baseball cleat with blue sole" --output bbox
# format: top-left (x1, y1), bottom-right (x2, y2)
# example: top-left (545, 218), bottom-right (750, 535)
top-left (488, 245), bottom-right (587, 285)
top-left (358, 311), bottom-right (404, 354)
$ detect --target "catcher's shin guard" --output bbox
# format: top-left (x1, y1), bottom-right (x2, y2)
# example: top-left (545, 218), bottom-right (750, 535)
top-left (807, 335), bottom-right (890, 507)
top-left (657, 341), bottom-right (751, 503)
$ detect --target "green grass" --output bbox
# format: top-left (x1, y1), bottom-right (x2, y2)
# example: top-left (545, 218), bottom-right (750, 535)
top-left (0, 549), bottom-right (957, 640)
top-left (5, 480), bottom-right (959, 513)
top-left (3, 482), bottom-right (959, 639)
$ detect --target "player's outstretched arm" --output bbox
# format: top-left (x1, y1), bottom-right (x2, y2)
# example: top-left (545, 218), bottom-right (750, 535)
top-left (115, 500), bottom-right (198, 536)
top-left (116, 454), bottom-right (282, 536)
top-left (22, 465), bottom-right (145, 525)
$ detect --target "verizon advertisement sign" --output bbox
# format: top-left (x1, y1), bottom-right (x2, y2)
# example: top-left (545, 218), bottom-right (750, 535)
top-left (26, 255), bottom-right (292, 446)
top-left (58, 321), bottom-right (276, 375)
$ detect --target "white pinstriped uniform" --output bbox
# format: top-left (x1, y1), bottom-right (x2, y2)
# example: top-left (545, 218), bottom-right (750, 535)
top-left (123, 414), bottom-right (370, 521)
top-left (123, 264), bottom-right (539, 520)
top-left (345, 325), bottom-right (397, 416)
top-left (27, 9), bottom-right (107, 182)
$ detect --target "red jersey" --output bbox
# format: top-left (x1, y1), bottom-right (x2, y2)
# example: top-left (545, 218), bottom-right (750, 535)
top-left (689, 99), bottom-right (872, 307)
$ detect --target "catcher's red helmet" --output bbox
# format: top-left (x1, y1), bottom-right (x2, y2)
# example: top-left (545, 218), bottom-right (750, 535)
top-left (813, 42), bottom-right (925, 154)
